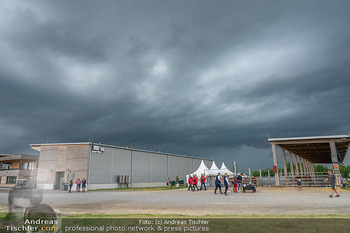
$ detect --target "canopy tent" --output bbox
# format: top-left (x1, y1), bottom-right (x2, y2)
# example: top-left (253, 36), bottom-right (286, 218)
top-left (206, 161), bottom-right (221, 175)
top-left (190, 160), bottom-right (210, 176)
top-left (185, 160), bottom-right (210, 183)
top-left (220, 162), bottom-right (234, 176)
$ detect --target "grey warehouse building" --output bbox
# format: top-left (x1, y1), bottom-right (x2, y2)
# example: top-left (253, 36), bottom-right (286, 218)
top-left (31, 142), bottom-right (213, 190)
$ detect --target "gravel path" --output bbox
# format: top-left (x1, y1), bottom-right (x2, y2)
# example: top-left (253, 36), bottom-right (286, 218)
top-left (0, 187), bottom-right (349, 216)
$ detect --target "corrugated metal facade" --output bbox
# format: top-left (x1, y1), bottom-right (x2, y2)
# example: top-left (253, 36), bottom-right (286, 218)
top-left (32, 143), bottom-right (212, 189)
top-left (89, 144), bottom-right (212, 187)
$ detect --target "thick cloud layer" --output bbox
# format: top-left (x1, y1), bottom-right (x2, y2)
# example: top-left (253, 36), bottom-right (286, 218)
top-left (1, 0), bottom-right (350, 171)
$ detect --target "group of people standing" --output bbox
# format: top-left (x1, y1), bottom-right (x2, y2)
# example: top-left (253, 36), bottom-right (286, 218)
top-left (187, 173), bottom-right (244, 195)
top-left (68, 178), bottom-right (87, 193)
top-left (214, 173), bottom-right (244, 195)
top-left (187, 174), bottom-right (207, 191)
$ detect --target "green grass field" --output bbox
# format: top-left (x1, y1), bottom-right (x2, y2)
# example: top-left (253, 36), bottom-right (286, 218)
top-left (2, 213), bottom-right (350, 233)
top-left (61, 217), bottom-right (350, 233)
top-left (67, 213), bottom-right (350, 218)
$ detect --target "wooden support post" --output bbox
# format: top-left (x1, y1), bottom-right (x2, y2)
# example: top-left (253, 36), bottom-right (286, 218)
top-left (271, 143), bottom-right (280, 186)
top-left (288, 151), bottom-right (295, 178)
top-left (302, 159), bottom-right (308, 175)
top-left (310, 162), bottom-right (312, 173)
top-left (311, 162), bottom-right (316, 184)
top-left (308, 161), bottom-right (314, 182)
top-left (308, 161), bottom-right (312, 176)
top-left (329, 140), bottom-right (341, 185)
top-left (280, 148), bottom-right (288, 185)
top-left (329, 140), bottom-right (338, 163)
top-left (299, 156), bottom-right (304, 176)
top-left (281, 148), bottom-right (288, 176)
top-left (294, 154), bottom-right (299, 176)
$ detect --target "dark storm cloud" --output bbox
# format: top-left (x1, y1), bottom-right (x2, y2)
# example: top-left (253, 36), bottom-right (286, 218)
top-left (1, 0), bottom-right (350, 170)
top-left (3, 9), bottom-right (108, 63)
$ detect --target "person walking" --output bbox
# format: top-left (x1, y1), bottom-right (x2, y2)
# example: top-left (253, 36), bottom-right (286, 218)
top-left (192, 174), bottom-right (199, 191)
top-left (82, 178), bottom-right (87, 192)
top-left (68, 178), bottom-right (73, 193)
top-left (200, 174), bottom-right (207, 191)
top-left (188, 175), bottom-right (193, 191)
top-left (297, 179), bottom-right (302, 191)
top-left (224, 173), bottom-right (229, 195)
top-left (76, 178), bottom-right (81, 192)
top-left (232, 176), bottom-right (238, 193)
top-left (237, 173), bottom-right (243, 192)
top-left (324, 170), bottom-right (340, 198)
top-left (214, 173), bottom-right (223, 194)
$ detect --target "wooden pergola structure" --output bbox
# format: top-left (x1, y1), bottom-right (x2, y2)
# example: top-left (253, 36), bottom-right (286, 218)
top-left (268, 135), bottom-right (350, 186)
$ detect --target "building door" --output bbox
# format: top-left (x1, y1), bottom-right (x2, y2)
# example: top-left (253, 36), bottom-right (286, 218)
top-left (55, 172), bottom-right (64, 190)
top-left (6, 176), bottom-right (17, 184)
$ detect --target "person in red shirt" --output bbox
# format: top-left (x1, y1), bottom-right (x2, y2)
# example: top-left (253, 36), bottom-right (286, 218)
top-left (200, 174), bottom-right (207, 191)
top-left (188, 176), bottom-right (193, 191)
top-left (192, 174), bottom-right (199, 191)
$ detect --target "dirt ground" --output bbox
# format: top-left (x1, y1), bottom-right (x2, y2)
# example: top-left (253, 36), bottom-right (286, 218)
top-left (35, 187), bottom-right (350, 216)
top-left (1, 187), bottom-right (349, 216)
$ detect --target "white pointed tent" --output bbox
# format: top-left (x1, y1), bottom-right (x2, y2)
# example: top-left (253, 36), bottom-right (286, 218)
top-left (207, 161), bottom-right (221, 175)
top-left (186, 160), bottom-right (210, 183)
top-left (220, 162), bottom-right (234, 176)
top-left (192, 160), bottom-right (210, 176)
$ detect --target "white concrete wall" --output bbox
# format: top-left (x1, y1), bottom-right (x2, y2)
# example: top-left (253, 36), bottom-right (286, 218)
top-left (36, 145), bottom-right (89, 187)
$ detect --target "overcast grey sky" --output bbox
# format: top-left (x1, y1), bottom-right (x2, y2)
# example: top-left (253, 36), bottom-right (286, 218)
top-left (1, 0), bottom-right (350, 171)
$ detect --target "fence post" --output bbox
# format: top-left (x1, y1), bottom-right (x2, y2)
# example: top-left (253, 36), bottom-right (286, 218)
top-left (259, 169), bottom-right (262, 187)
top-left (249, 168), bottom-right (252, 184)
top-left (280, 172), bottom-right (282, 186)
top-left (234, 161), bottom-right (237, 176)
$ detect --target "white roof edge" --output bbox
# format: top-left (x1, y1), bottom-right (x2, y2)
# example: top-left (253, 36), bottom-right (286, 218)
top-left (30, 142), bottom-right (212, 161)
top-left (268, 135), bottom-right (350, 142)
top-left (30, 142), bottom-right (91, 146)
